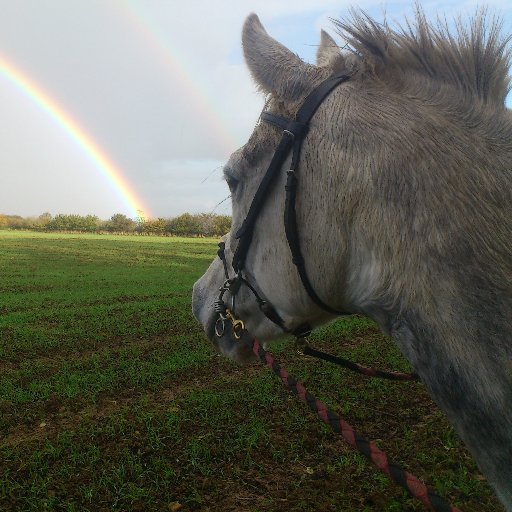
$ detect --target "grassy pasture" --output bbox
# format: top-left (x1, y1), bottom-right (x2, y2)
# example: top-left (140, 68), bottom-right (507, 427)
top-left (0, 230), bottom-right (501, 511)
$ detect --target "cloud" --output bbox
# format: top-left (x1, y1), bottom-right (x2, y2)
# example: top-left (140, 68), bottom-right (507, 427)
top-left (0, 1), bottom-right (510, 219)
top-left (143, 159), bottom-right (230, 217)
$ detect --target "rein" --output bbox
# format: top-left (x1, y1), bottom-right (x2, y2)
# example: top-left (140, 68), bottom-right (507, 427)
top-left (250, 334), bottom-right (461, 512)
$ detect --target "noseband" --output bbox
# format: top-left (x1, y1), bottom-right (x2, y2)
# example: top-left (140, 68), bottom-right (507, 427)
top-left (215, 73), bottom-right (351, 340)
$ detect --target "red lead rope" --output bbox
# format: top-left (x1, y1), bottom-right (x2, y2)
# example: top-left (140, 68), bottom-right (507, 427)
top-left (252, 339), bottom-right (462, 512)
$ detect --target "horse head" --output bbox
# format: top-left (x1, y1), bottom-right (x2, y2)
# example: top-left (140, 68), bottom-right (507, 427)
top-left (192, 10), bottom-right (512, 509)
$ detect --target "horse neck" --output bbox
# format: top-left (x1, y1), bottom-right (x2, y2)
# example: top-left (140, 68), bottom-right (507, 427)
top-left (389, 297), bottom-right (512, 509)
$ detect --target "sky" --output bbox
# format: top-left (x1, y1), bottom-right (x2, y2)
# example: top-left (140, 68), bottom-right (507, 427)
top-left (0, 1), bottom-right (511, 220)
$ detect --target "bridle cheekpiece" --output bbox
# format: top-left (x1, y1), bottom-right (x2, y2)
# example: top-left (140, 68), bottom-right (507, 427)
top-left (215, 73), bottom-right (352, 342)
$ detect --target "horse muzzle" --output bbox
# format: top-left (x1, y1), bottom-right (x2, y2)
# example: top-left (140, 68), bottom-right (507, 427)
top-left (192, 272), bottom-right (258, 364)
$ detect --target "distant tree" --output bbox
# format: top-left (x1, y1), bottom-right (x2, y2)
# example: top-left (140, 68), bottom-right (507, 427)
top-left (168, 213), bottom-right (200, 236)
top-left (164, 217), bottom-right (174, 235)
top-left (105, 213), bottom-right (136, 233)
top-left (83, 215), bottom-right (101, 232)
top-left (192, 213), bottom-right (232, 237)
top-left (143, 217), bottom-right (166, 234)
top-left (21, 217), bottom-right (38, 230)
top-left (4, 215), bottom-right (24, 229)
top-left (36, 212), bottom-right (52, 230)
top-left (135, 210), bottom-right (146, 233)
top-left (212, 215), bottom-right (231, 236)
top-left (47, 214), bottom-right (100, 232)
top-left (47, 214), bottom-right (66, 231)
top-left (0, 211), bottom-right (230, 236)
top-left (196, 213), bottom-right (214, 237)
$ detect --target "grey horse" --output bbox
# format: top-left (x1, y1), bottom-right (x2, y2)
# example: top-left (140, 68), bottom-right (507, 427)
top-left (192, 9), bottom-right (512, 510)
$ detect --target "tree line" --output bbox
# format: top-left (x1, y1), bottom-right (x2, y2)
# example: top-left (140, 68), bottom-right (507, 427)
top-left (0, 212), bottom-right (232, 237)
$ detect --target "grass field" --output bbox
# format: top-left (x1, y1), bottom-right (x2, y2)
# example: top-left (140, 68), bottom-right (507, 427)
top-left (0, 230), bottom-right (502, 511)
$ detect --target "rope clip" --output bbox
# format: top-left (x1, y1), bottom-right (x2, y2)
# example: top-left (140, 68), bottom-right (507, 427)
top-left (214, 305), bottom-right (245, 341)
top-left (225, 309), bottom-right (245, 340)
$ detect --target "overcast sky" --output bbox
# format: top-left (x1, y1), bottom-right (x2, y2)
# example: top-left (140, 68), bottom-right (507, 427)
top-left (1, 0), bottom-right (511, 220)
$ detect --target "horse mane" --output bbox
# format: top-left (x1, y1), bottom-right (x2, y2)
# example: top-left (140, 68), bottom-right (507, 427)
top-left (334, 7), bottom-right (512, 107)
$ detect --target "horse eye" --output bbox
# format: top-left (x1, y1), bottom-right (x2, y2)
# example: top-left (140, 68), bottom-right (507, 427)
top-left (223, 170), bottom-right (239, 193)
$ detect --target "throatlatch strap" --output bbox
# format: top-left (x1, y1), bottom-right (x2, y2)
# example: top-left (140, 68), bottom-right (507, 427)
top-left (284, 170), bottom-right (348, 315)
top-left (283, 74), bottom-right (351, 315)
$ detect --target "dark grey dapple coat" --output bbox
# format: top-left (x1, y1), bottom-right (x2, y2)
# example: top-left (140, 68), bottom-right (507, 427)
top-left (193, 9), bottom-right (512, 509)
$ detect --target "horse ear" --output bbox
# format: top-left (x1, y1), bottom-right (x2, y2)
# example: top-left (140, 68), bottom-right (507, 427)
top-left (316, 30), bottom-right (346, 72)
top-left (242, 14), bottom-right (317, 100)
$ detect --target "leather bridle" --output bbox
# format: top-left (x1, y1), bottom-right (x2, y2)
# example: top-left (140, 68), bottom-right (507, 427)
top-left (215, 72), bottom-right (351, 341)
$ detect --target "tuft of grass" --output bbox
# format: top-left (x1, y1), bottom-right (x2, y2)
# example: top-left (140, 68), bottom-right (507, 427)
top-left (0, 230), bottom-right (501, 511)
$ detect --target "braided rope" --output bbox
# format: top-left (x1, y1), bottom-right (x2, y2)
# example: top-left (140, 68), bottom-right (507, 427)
top-left (252, 339), bottom-right (462, 512)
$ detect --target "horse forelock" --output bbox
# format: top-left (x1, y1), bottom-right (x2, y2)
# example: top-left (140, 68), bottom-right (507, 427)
top-left (334, 6), bottom-right (512, 107)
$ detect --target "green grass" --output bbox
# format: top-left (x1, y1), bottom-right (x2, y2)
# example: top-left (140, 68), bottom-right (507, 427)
top-left (0, 230), bottom-right (502, 511)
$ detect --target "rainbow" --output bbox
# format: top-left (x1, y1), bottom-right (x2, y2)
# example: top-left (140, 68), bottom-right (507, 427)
top-left (120, 1), bottom-right (241, 156)
top-left (0, 53), bottom-right (149, 219)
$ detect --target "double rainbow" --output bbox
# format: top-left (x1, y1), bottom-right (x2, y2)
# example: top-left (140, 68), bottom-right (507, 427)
top-left (0, 53), bottom-right (148, 219)
top-left (120, 1), bottom-right (241, 155)
top-left (0, 3), bottom-right (249, 220)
